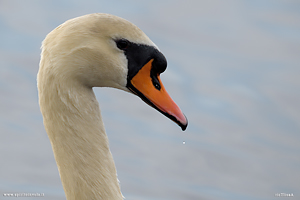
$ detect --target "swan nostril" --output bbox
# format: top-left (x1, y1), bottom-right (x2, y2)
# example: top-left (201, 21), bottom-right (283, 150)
top-left (154, 82), bottom-right (161, 90)
top-left (152, 76), bottom-right (161, 90)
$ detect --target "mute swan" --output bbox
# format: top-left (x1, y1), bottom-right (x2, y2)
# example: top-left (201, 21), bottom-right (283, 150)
top-left (37, 13), bottom-right (187, 200)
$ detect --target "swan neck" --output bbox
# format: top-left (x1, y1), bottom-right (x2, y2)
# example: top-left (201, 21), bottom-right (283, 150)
top-left (38, 79), bottom-right (123, 200)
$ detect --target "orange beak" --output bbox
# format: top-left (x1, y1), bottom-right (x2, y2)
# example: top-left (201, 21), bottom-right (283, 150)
top-left (128, 59), bottom-right (188, 130)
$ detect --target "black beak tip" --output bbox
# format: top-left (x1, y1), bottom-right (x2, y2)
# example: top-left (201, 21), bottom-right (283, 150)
top-left (179, 115), bottom-right (188, 131)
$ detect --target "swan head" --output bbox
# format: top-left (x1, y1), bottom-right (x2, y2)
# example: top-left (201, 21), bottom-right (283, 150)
top-left (39, 13), bottom-right (187, 130)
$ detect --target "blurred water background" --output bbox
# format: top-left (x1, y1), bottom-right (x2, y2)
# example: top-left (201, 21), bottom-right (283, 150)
top-left (0, 0), bottom-right (300, 200)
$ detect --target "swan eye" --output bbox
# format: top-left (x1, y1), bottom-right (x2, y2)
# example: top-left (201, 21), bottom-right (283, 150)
top-left (116, 39), bottom-right (129, 50)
